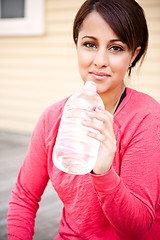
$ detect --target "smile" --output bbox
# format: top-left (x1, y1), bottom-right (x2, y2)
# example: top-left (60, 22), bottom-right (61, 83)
top-left (89, 71), bottom-right (111, 80)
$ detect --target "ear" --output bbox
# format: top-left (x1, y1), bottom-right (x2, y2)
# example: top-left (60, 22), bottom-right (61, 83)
top-left (130, 46), bottom-right (141, 65)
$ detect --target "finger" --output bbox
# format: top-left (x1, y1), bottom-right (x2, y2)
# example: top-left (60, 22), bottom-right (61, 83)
top-left (82, 118), bottom-right (104, 133)
top-left (85, 111), bottom-right (114, 134)
top-left (82, 112), bottom-right (114, 137)
top-left (86, 109), bottom-right (113, 124)
top-left (87, 130), bottom-right (116, 151)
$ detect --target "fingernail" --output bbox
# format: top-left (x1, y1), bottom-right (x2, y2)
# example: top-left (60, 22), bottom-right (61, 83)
top-left (87, 107), bottom-right (92, 112)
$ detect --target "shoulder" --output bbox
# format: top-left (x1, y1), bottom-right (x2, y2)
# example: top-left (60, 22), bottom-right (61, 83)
top-left (127, 88), bottom-right (160, 112)
top-left (34, 97), bottom-right (69, 140)
top-left (43, 97), bottom-right (69, 121)
top-left (116, 88), bottom-right (160, 120)
top-left (127, 88), bottom-right (160, 125)
top-left (114, 88), bottom-right (160, 140)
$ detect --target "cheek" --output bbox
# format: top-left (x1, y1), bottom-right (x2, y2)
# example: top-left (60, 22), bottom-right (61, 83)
top-left (77, 49), bottom-right (92, 69)
top-left (109, 55), bottom-right (130, 73)
top-left (77, 51), bottom-right (89, 81)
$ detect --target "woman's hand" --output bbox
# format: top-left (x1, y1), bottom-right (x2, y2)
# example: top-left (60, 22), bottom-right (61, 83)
top-left (82, 107), bottom-right (117, 175)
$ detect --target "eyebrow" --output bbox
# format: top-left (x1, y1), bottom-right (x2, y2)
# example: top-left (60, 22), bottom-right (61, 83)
top-left (110, 39), bottom-right (123, 43)
top-left (82, 36), bottom-right (123, 43)
top-left (82, 36), bottom-right (97, 40)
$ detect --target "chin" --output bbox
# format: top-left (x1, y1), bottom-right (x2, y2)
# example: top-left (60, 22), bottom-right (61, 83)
top-left (96, 85), bottom-right (109, 93)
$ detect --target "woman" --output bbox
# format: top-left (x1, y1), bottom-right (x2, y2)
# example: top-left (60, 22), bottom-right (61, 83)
top-left (8, 0), bottom-right (160, 239)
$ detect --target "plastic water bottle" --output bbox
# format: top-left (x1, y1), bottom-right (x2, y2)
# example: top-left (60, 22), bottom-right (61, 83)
top-left (53, 81), bottom-right (104, 175)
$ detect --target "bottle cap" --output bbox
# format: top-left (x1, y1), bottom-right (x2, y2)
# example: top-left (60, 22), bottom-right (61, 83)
top-left (84, 81), bottom-right (96, 92)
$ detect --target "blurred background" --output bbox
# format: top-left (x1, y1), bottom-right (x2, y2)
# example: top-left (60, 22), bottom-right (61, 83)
top-left (0, 0), bottom-right (160, 133)
top-left (0, 0), bottom-right (160, 239)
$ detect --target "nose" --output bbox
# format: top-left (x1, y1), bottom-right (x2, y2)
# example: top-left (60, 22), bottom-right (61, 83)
top-left (93, 48), bottom-right (109, 68)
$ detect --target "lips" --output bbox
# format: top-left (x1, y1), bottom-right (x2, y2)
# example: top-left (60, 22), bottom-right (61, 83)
top-left (89, 71), bottom-right (111, 80)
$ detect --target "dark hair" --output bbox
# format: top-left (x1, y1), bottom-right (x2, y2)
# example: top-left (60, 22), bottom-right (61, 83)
top-left (73, 0), bottom-right (148, 75)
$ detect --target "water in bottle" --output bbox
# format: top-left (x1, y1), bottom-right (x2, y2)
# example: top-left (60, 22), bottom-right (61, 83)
top-left (53, 81), bottom-right (104, 174)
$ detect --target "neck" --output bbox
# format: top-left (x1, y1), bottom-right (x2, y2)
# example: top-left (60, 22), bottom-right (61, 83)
top-left (100, 84), bottom-right (126, 114)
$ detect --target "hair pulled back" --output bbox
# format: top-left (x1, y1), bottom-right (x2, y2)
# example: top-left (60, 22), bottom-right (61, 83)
top-left (73, 0), bottom-right (148, 75)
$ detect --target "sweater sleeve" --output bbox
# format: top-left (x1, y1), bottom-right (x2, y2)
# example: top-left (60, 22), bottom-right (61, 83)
top-left (91, 113), bottom-right (160, 240)
top-left (7, 111), bottom-right (49, 240)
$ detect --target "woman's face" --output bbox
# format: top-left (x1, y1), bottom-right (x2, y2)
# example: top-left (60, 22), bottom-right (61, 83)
top-left (76, 11), bottom-right (140, 95)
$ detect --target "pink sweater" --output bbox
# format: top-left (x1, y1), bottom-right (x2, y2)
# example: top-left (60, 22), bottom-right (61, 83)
top-left (8, 88), bottom-right (160, 240)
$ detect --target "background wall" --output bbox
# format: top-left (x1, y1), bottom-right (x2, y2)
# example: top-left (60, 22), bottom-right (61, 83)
top-left (128, 0), bottom-right (160, 101)
top-left (0, 0), bottom-right (159, 133)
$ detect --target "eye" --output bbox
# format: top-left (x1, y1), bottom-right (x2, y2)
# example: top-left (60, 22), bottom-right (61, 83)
top-left (83, 42), bottom-right (97, 49)
top-left (109, 45), bottom-right (124, 52)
